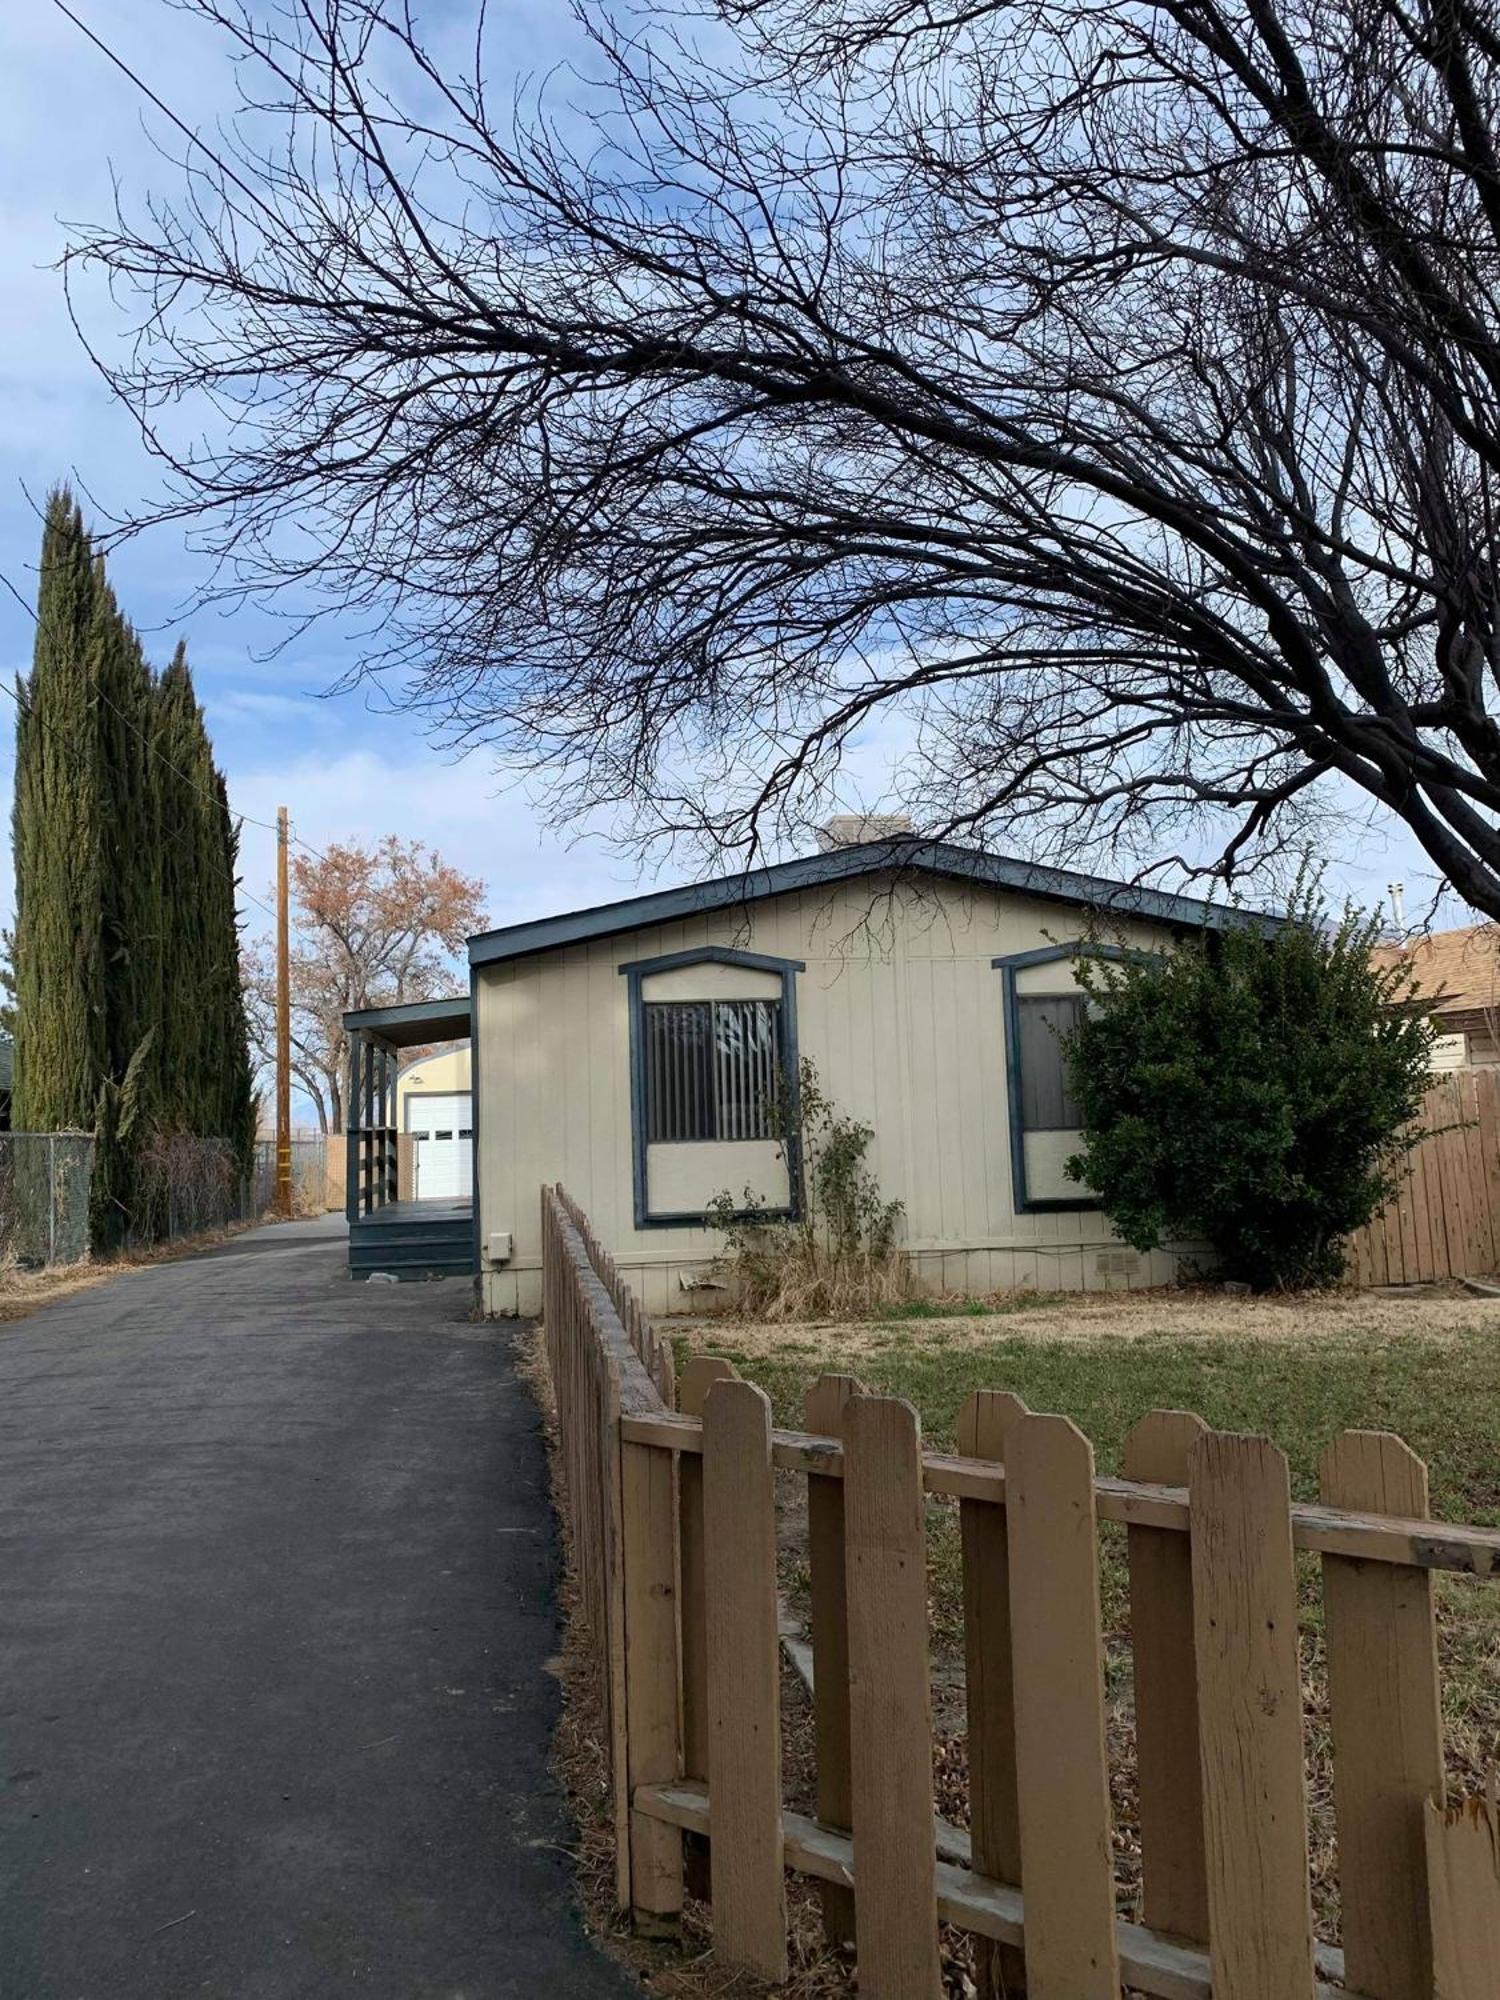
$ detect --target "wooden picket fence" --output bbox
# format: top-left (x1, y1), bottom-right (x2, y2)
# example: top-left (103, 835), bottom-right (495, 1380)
top-left (541, 1184), bottom-right (1500, 1996)
top-left (1347, 1068), bottom-right (1500, 1286)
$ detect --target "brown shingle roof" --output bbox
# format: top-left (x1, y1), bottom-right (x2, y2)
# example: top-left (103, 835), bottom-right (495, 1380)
top-left (1373, 924), bottom-right (1500, 1019)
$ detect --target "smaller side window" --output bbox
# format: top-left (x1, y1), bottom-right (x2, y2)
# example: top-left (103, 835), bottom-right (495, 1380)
top-left (1015, 993), bottom-right (1087, 1132)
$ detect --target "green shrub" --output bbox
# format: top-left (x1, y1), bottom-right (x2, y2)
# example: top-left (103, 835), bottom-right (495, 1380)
top-left (1064, 895), bottom-right (1436, 1290)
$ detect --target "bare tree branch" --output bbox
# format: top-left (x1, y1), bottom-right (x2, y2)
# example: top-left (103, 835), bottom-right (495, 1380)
top-left (62, 0), bottom-right (1500, 909)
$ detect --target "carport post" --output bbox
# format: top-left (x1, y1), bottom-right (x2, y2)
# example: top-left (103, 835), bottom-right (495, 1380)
top-left (380, 1044), bottom-right (395, 1206)
top-left (345, 1029), bottom-right (363, 1226)
top-left (366, 1040), bottom-right (378, 1208)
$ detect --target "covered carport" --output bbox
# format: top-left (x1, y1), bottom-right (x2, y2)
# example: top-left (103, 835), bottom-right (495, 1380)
top-left (343, 994), bottom-right (475, 1279)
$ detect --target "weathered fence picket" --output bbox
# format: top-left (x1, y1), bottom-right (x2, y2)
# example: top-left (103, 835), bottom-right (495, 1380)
top-left (678, 1354), bottom-right (738, 1903)
top-left (804, 1372), bottom-right (863, 1948)
top-left (1124, 1408), bottom-right (1211, 1944)
top-left (1320, 1430), bottom-right (1445, 2000)
top-left (957, 1389), bottom-right (1028, 2000)
top-left (1006, 1413), bottom-right (1120, 1999)
top-left (702, 1378), bottom-right (785, 1979)
top-left (844, 1393), bottom-right (943, 1999)
top-left (1191, 1433), bottom-right (1317, 1998)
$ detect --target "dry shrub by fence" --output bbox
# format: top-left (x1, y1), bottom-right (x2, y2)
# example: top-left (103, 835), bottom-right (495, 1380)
top-left (541, 1183), bottom-right (1500, 1997)
top-left (1347, 1068), bottom-right (1500, 1286)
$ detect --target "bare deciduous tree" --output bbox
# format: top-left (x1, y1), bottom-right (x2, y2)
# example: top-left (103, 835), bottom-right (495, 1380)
top-left (69, 0), bottom-right (1500, 908)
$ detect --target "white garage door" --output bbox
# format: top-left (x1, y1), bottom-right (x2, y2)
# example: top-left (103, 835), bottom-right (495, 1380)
top-left (406, 1092), bottom-right (473, 1201)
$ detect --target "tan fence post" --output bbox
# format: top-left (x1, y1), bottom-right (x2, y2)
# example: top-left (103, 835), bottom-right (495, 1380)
top-left (1191, 1431), bottom-right (1316, 1998)
top-left (845, 1393), bottom-right (942, 2000)
top-left (804, 1372), bottom-right (865, 1949)
top-left (1321, 1430), bottom-right (1444, 1999)
top-left (1425, 1787), bottom-right (1500, 1993)
top-left (702, 1379), bottom-right (785, 1980)
top-left (1124, 1408), bottom-right (1210, 1944)
top-left (957, 1388), bottom-right (1030, 1998)
top-left (679, 1355), bottom-right (739, 1902)
top-left (1006, 1412), bottom-right (1120, 1999)
top-left (621, 1429), bottom-right (683, 1934)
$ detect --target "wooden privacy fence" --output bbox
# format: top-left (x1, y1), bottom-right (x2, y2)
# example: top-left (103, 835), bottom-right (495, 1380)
top-left (1347, 1068), bottom-right (1500, 1286)
top-left (541, 1186), bottom-right (1500, 1997)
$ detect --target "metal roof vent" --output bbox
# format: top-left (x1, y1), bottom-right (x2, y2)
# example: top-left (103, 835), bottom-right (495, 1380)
top-left (814, 815), bottom-right (916, 851)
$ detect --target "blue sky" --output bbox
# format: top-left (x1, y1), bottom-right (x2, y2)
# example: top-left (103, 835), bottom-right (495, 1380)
top-left (0, 0), bottom-right (1467, 992)
top-left (0, 1), bottom-right (655, 964)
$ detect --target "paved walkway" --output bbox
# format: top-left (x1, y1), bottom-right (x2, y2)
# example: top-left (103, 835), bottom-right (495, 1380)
top-left (0, 1214), bottom-right (638, 1998)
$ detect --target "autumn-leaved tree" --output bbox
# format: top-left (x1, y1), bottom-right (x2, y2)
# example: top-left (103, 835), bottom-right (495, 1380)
top-left (243, 837), bottom-right (486, 1131)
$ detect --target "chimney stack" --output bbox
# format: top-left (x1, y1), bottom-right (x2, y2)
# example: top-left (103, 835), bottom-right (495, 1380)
top-left (815, 814), bottom-right (916, 852)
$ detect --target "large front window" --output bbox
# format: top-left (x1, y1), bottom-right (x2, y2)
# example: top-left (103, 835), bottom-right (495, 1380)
top-left (643, 998), bottom-right (784, 1143)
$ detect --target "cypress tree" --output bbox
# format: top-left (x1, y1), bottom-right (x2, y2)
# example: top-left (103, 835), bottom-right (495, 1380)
top-left (206, 768), bottom-right (257, 1173)
top-left (85, 588), bottom-right (159, 1252)
top-left (95, 596), bottom-right (162, 1105)
top-left (13, 491), bottom-right (257, 1252)
top-left (152, 645), bottom-right (255, 1168)
top-left (154, 646), bottom-right (206, 1128)
top-left (12, 491), bottom-right (107, 1131)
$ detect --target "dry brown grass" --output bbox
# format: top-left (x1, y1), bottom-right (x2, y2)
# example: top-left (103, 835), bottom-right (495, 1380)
top-left (0, 1216), bottom-right (276, 1331)
top-left (672, 1277), bottom-right (1500, 1357)
top-left (0, 1259), bottom-right (119, 1323)
top-left (711, 1242), bottom-right (916, 1326)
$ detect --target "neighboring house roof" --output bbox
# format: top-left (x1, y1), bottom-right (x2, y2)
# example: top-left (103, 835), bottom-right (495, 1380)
top-left (1373, 924), bottom-right (1500, 1024)
top-left (467, 836), bottom-right (1280, 969)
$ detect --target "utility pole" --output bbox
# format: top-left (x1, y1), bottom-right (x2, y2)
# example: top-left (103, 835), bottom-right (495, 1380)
top-left (276, 805), bottom-right (292, 1219)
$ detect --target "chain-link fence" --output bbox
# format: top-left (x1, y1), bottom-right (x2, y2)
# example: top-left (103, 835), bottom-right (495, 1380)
top-left (0, 1133), bottom-right (96, 1265)
top-left (249, 1136), bottom-right (330, 1218)
top-left (0, 1130), bottom-right (334, 1268)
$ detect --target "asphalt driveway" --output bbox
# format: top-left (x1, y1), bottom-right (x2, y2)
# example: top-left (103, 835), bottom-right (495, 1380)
top-left (0, 1213), bottom-right (638, 1999)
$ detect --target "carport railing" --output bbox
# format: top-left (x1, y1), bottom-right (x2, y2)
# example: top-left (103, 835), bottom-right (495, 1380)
top-left (344, 1029), bottom-right (399, 1223)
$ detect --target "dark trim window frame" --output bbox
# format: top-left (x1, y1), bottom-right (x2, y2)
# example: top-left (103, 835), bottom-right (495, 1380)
top-left (993, 943), bottom-right (1131, 1214)
top-left (621, 945), bottom-right (805, 1229)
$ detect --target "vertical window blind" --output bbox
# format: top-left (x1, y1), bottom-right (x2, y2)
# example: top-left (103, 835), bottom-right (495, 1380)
top-left (1015, 993), bottom-right (1086, 1130)
top-left (644, 998), bottom-right (784, 1143)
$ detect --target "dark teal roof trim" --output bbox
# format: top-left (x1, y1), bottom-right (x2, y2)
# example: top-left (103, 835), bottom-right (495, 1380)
top-left (342, 995), bottom-right (471, 1048)
top-left (467, 839), bottom-right (1279, 969)
top-left (617, 945), bottom-right (806, 978)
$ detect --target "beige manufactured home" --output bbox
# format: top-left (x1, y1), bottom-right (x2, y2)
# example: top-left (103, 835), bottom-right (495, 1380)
top-left (431, 838), bottom-right (1247, 1316)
